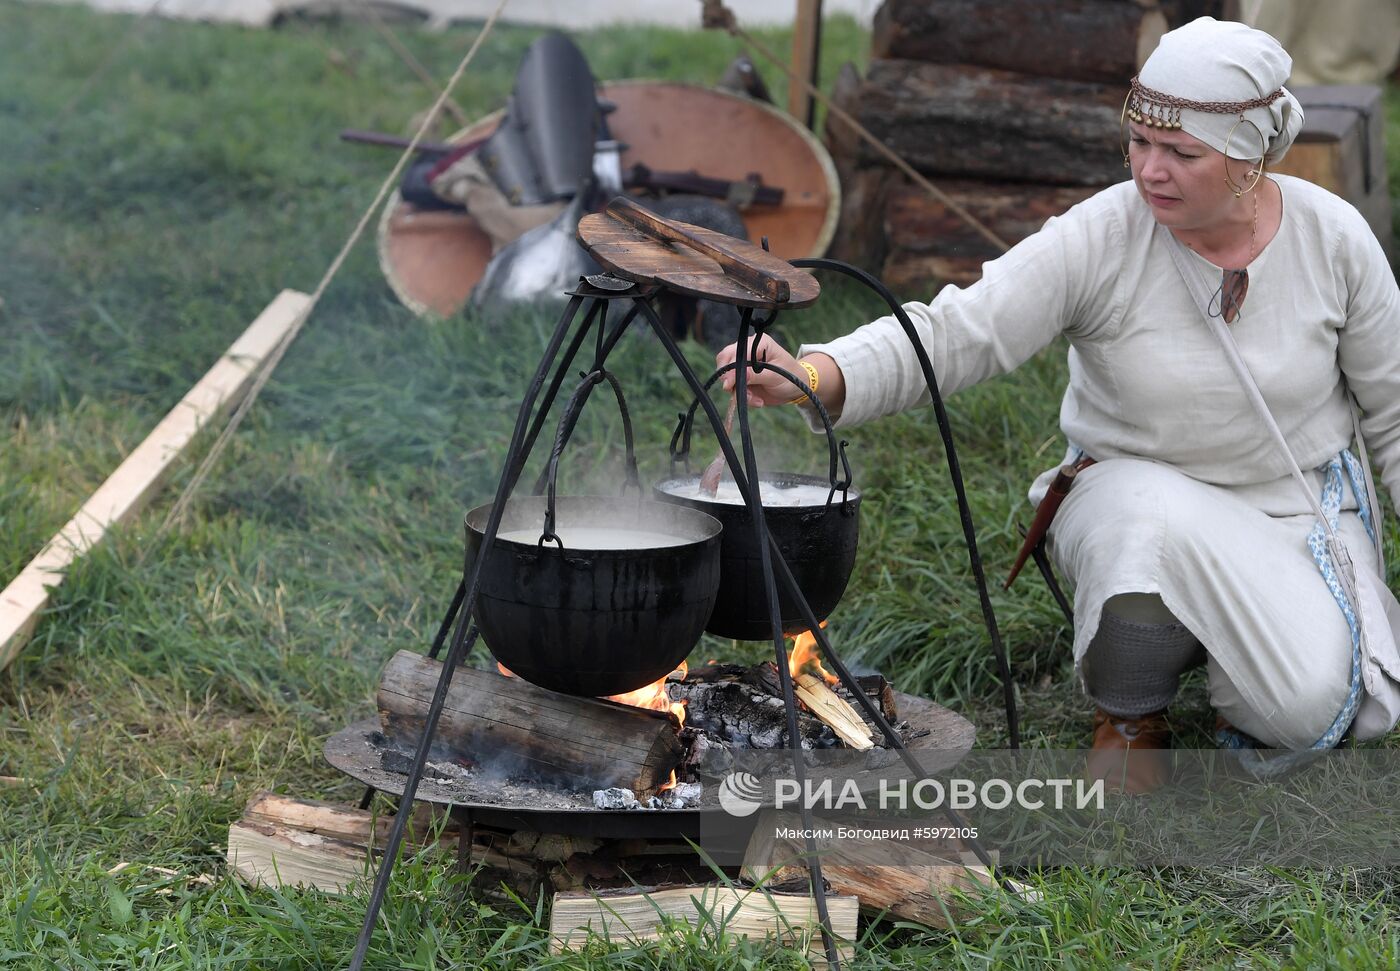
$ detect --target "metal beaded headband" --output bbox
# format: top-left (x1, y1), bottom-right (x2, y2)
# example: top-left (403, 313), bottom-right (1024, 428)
top-left (1123, 75), bottom-right (1285, 129)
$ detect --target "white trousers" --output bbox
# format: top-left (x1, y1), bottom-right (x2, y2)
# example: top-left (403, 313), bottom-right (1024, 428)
top-left (1045, 458), bottom-right (1371, 749)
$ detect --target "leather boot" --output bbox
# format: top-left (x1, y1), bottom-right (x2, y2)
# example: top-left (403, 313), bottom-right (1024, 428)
top-left (1086, 708), bottom-right (1172, 795)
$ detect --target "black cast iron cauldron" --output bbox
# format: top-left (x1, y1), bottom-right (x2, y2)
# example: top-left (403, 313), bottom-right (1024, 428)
top-left (464, 495), bottom-right (722, 697)
top-left (654, 473), bottom-right (859, 639)
top-left (465, 367), bottom-right (723, 698)
top-left (655, 361), bottom-right (859, 640)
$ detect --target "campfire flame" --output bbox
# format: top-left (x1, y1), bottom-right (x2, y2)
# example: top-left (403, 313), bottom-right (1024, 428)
top-left (495, 660), bottom-right (688, 729)
top-left (787, 622), bottom-right (837, 685)
top-left (604, 660), bottom-right (688, 730)
top-left (604, 661), bottom-right (688, 794)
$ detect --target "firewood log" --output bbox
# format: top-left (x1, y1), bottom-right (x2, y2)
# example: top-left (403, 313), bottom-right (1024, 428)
top-left (225, 792), bottom-right (533, 895)
top-left (881, 179), bottom-right (1100, 291)
top-left (794, 673), bottom-right (874, 750)
top-left (873, 0), bottom-right (1168, 84)
top-left (376, 650), bottom-right (684, 800)
top-left (823, 61), bottom-right (898, 270)
top-left (741, 808), bottom-right (1038, 929)
top-left (846, 60), bottom-right (1129, 186)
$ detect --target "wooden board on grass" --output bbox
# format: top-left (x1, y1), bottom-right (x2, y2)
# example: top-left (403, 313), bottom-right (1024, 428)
top-left (550, 883), bottom-right (858, 966)
top-left (0, 289), bottom-right (312, 672)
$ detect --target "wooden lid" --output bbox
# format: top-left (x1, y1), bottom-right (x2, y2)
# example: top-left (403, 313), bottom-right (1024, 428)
top-left (578, 202), bottom-right (820, 309)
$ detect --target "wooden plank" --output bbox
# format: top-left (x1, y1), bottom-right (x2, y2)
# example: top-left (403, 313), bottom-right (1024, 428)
top-left (0, 289), bottom-right (313, 671)
top-left (577, 211), bottom-right (821, 309)
top-left (606, 196), bottom-right (792, 303)
top-left (788, 0), bottom-right (823, 129)
top-left (550, 883), bottom-right (857, 966)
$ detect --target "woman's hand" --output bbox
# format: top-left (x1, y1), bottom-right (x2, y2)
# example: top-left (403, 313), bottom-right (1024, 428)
top-left (714, 334), bottom-right (803, 407)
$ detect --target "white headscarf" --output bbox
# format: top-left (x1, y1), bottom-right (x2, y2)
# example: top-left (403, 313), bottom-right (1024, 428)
top-left (1135, 16), bottom-right (1304, 164)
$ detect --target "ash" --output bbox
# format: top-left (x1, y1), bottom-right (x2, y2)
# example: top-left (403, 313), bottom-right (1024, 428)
top-left (363, 730), bottom-right (592, 811)
top-left (361, 729), bottom-right (709, 813)
top-left (594, 782), bottom-right (703, 811)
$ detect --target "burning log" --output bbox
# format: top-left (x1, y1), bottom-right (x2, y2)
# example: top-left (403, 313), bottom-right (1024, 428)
top-left (377, 651), bottom-right (684, 800)
top-left (787, 627), bottom-right (874, 750)
top-left (856, 674), bottom-right (898, 723)
top-left (670, 677), bottom-right (828, 750)
top-left (676, 644), bottom-right (897, 754)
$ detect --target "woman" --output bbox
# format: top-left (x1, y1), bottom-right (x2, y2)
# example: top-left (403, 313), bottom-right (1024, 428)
top-left (717, 18), bottom-right (1400, 788)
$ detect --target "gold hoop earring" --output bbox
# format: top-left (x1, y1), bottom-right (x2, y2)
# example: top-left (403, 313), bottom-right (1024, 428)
top-left (1223, 115), bottom-right (1268, 197)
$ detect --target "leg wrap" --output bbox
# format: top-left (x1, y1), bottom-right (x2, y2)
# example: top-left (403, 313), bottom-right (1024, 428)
top-left (1084, 596), bottom-right (1203, 718)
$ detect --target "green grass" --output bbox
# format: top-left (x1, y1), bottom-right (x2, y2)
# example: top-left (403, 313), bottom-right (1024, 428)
top-left (2, 2), bottom-right (1400, 968)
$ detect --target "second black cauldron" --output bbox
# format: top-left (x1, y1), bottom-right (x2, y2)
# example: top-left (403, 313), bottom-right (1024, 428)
top-left (655, 473), bottom-right (859, 640)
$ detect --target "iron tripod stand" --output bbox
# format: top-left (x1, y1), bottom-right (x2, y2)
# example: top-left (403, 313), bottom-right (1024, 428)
top-left (347, 261), bottom-right (1022, 971)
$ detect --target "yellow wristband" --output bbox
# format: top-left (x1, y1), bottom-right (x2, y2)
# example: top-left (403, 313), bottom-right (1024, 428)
top-left (785, 360), bottom-right (820, 405)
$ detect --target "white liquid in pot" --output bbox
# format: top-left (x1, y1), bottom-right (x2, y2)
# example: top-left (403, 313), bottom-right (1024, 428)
top-left (662, 479), bottom-right (837, 507)
top-left (495, 526), bottom-right (692, 549)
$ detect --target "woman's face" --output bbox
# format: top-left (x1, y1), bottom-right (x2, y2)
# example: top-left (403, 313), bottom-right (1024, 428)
top-left (1127, 121), bottom-right (1257, 231)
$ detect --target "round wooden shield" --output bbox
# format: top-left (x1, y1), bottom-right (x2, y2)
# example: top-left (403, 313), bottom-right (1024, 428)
top-left (376, 81), bottom-right (841, 318)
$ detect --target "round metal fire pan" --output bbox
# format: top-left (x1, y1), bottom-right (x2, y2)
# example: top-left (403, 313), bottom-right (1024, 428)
top-left (326, 693), bottom-right (974, 839)
top-left (325, 719), bottom-right (735, 841)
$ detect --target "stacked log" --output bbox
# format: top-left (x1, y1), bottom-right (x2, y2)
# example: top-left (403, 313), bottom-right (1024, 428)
top-left (883, 180), bottom-right (1100, 290)
top-left (871, 0), bottom-right (1170, 82)
top-left (825, 0), bottom-right (1223, 293)
top-left (225, 792), bottom-right (722, 902)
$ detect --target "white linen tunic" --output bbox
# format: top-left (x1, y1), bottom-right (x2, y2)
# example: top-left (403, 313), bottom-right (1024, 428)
top-left (800, 176), bottom-right (1400, 748)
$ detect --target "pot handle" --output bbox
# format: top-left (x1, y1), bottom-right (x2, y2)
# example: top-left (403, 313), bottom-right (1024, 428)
top-left (669, 361), bottom-right (853, 509)
top-left (540, 367), bottom-right (641, 548)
